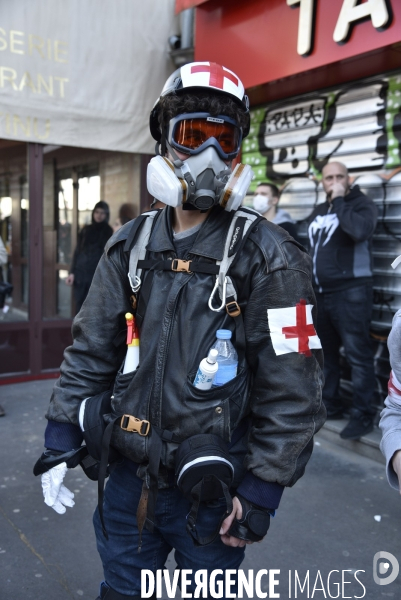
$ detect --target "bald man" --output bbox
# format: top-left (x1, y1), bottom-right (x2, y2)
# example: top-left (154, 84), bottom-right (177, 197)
top-left (308, 161), bottom-right (378, 440)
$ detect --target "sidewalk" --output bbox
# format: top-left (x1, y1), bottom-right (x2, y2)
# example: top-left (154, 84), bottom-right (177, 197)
top-left (318, 416), bottom-right (385, 464)
top-left (0, 379), bottom-right (104, 599)
top-left (1, 378), bottom-right (401, 600)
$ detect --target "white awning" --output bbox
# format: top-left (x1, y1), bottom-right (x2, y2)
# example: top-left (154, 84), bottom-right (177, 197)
top-left (0, 0), bottom-right (177, 153)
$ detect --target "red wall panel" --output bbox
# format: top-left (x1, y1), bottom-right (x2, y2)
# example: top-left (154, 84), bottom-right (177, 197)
top-left (195, 0), bottom-right (401, 91)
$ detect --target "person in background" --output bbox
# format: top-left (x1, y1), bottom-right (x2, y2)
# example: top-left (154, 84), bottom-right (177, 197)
top-left (0, 234), bottom-right (7, 271)
top-left (252, 182), bottom-right (299, 242)
top-left (380, 307), bottom-right (401, 493)
top-left (0, 234), bottom-right (11, 316)
top-left (113, 203), bottom-right (138, 233)
top-left (66, 201), bottom-right (113, 313)
top-left (308, 161), bottom-right (378, 440)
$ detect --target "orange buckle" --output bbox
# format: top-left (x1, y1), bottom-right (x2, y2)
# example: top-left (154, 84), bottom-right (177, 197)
top-left (171, 259), bottom-right (192, 273)
top-left (226, 301), bottom-right (241, 318)
top-left (120, 415), bottom-right (150, 436)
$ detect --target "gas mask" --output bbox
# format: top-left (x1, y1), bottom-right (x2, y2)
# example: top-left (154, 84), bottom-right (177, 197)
top-left (147, 146), bottom-right (253, 212)
top-left (147, 113), bottom-right (254, 212)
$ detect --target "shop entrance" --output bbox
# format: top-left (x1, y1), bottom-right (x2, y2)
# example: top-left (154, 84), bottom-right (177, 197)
top-left (0, 142), bottom-right (146, 380)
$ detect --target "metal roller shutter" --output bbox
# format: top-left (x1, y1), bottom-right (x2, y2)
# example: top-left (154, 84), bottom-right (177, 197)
top-left (242, 71), bottom-right (401, 410)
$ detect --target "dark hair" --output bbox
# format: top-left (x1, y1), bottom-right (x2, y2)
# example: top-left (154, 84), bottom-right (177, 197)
top-left (257, 182), bottom-right (280, 198)
top-left (119, 203), bottom-right (137, 225)
top-left (158, 91), bottom-right (249, 132)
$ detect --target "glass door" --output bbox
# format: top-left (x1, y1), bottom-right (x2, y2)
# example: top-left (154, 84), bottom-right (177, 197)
top-left (0, 141), bottom-right (30, 375)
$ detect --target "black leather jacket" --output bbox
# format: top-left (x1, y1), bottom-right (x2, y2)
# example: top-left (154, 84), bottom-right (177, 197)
top-left (46, 206), bottom-right (325, 488)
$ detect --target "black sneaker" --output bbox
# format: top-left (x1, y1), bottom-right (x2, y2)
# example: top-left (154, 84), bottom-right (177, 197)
top-left (340, 416), bottom-right (374, 440)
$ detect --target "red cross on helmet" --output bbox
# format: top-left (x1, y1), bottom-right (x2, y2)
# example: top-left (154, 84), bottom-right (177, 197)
top-left (149, 62), bottom-right (250, 143)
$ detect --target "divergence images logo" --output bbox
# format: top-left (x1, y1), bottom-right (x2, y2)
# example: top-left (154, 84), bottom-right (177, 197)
top-left (373, 552), bottom-right (399, 586)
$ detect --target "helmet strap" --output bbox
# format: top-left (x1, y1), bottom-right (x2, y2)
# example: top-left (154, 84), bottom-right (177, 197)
top-left (165, 141), bottom-right (185, 167)
top-left (160, 125), bottom-right (170, 158)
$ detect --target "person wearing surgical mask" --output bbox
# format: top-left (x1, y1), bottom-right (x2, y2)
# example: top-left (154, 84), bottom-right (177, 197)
top-left (252, 183), bottom-right (299, 242)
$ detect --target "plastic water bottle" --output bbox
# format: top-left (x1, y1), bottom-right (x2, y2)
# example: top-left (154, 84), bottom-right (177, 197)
top-left (210, 329), bottom-right (238, 386)
top-left (193, 349), bottom-right (219, 390)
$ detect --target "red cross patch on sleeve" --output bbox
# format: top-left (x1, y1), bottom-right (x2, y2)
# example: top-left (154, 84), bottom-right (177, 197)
top-left (267, 299), bottom-right (322, 357)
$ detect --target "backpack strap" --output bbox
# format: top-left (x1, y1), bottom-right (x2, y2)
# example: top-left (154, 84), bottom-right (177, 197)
top-left (186, 477), bottom-right (233, 547)
top-left (127, 210), bottom-right (159, 293)
top-left (208, 207), bottom-right (263, 312)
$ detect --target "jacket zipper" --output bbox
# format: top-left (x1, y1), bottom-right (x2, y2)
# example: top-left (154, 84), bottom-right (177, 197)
top-left (151, 257), bottom-right (193, 427)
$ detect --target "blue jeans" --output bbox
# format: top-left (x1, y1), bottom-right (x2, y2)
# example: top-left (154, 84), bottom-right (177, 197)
top-left (316, 284), bottom-right (376, 417)
top-left (93, 459), bottom-right (245, 597)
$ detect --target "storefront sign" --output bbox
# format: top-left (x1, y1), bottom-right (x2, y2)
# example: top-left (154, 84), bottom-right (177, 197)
top-left (287, 0), bottom-right (392, 55)
top-left (194, 0), bottom-right (401, 91)
top-left (0, 0), bottom-right (177, 152)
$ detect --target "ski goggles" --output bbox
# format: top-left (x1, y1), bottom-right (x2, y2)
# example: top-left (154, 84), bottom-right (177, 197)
top-left (168, 113), bottom-right (242, 160)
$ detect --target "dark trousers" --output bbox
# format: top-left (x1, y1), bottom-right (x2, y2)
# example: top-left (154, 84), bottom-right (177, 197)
top-left (93, 459), bottom-right (245, 597)
top-left (316, 284), bottom-right (376, 417)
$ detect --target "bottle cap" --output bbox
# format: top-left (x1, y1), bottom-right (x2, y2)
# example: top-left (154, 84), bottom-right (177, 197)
top-left (216, 329), bottom-right (232, 340)
top-left (207, 349), bottom-right (218, 364)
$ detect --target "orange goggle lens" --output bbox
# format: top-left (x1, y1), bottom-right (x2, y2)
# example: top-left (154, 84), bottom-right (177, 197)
top-left (173, 118), bottom-right (240, 154)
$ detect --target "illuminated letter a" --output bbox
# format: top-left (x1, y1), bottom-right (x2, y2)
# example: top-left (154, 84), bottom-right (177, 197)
top-left (333, 0), bottom-right (391, 43)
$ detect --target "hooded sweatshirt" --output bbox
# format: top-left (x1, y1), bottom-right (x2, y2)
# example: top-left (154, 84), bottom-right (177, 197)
top-left (70, 201), bottom-right (113, 284)
top-left (380, 308), bottom-right (401, 490)
top-left (307, 185), bottom-right (378, 293)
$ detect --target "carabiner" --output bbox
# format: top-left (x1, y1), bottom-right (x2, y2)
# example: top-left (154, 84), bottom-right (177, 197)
top-left (208, 276), bottom-right (227, 312)
top-left (128, 272), bottom-right (141, 293)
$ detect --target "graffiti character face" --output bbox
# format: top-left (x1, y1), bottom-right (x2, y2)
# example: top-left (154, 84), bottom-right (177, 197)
top-left (253, 81), bottom-right (388, 183)
top-left (261, 97), bottom-right (327, 178)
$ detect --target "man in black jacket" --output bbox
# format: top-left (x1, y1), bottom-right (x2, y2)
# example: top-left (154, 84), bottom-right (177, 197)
top-left (35, 62), bottom-right (325, 600)
top-left (308, 161), bottom-right (378, 440)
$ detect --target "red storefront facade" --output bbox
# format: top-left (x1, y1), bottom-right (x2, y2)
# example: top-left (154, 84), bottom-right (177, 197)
top-left (184, 0), bottom-right (401, 105)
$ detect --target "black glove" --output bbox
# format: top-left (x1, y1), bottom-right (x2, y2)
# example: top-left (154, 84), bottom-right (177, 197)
top-left (33, 446), bottom-right (88, 476)
top-left (227, 493), bottom-right (273, 542)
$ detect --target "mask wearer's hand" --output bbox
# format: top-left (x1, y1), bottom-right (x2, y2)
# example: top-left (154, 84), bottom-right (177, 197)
top-left (41, 462), bottom-right (75, 514)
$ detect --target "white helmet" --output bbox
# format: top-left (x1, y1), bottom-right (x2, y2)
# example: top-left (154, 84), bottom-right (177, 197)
top-left (147, 62), bottom-right (253, 212)
top-left (149, 61), bottom-right (250, 142)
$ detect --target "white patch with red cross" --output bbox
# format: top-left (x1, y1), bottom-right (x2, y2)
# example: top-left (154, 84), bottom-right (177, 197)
top-left (180, 62), bottom-right (244, 102)
top-left (267, 300), bottom-right (322, 357)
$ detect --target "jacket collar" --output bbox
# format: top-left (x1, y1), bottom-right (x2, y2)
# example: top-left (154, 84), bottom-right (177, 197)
top-left (147, 206), bottom-right (234, 261)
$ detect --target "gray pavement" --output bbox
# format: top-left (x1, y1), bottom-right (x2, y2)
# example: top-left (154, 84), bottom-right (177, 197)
top-left (1, 379), bottom-right (401, 599)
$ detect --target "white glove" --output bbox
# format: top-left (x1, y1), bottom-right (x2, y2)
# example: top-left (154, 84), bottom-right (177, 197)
top-left (41, 462), bottom-right (75, 514)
